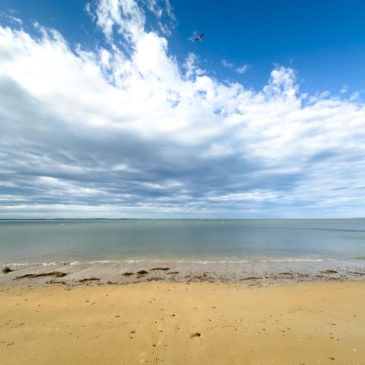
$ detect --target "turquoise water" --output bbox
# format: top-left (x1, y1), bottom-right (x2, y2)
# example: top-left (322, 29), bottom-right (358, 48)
top-left (0, 219), bottom-right (364, 264)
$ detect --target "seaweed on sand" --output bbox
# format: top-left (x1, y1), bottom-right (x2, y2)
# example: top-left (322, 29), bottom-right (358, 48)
top-left (136, 270), bottom-right (149, 278)
top-left (79, 277), bottom-right (100, 283)
top-left (15, 271), bottom-right (66, 279)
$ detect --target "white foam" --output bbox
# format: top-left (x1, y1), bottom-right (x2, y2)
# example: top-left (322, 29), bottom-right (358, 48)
top-left (255, 258), bottom-right (324, 263)
top-left (0, 257), bottom-right (337, 268)
top-left (2, 262), bottom-right (29, 267)
top-left (39, 262), bottom-right (56, 266)
top-left (90, 260), bottom-right (112, 264)
top-left (3, 262), bottom-right (57, 267)
top-left (125, 260), bottom-right (142, 264)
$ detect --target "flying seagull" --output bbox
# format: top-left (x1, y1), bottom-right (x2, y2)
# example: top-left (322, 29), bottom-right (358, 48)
top-left (195, 33), bottom-right (205, 42)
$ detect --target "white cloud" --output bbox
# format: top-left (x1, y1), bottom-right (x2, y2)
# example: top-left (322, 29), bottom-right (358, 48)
top-left (0, 0), bottom-right (365, 218)
top-left (7, 15), bottom-right (22, 24)
top-left (164, 0), bottom-right (175, 21)
top-left (350, 91), bottom-right (360, 101)
top-left (145, 0), bottom-right (162, 17)
top-left (222, 59), bottom-right (233, 69)
top-left (222, 60), bottom-right (248, 75)
top-left (340, 85), bottom-right (348, 94)
top-left (0, 12), bottom-right (22, 25)
top-left (236, 64), bottom-right (248, 74)
top-left (95, 0), bottom-right (146, 42)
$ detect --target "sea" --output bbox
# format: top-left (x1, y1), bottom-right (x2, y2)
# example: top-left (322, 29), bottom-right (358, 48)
top-left (0, 219), bottom-right (364, 266)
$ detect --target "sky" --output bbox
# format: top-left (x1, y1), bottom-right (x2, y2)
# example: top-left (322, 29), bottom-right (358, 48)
top-left (0, 0), bottom-right (364, 218)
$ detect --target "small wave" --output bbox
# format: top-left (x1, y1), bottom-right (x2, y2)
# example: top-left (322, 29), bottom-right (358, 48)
top-left (1, 262), bottom-right (29, 267)
top-left (253, 258), bottom-right (325, 263)
top-left (124, 260), bottom-right (142, 264)
top-left (90, 260), bottom-right (112, 264)
top-left (0, 257), bottom-right (341, 267)
top-left (1, 262), bottom-right (58, 267)
top-left (174, 258), bottom-right (328, 264)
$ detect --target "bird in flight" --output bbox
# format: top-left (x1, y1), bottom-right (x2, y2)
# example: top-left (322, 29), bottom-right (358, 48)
top-left (195, 33), bottom-right (205, 42)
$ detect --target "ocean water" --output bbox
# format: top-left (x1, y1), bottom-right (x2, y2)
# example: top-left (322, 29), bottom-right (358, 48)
top-left (0, 219), bottom-right (364, 264)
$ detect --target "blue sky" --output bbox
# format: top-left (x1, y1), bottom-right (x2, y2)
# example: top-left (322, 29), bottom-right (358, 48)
top-left (0, 0), bottom-right (365, 218)
top-left (2, 0), bottom-right (365, 96)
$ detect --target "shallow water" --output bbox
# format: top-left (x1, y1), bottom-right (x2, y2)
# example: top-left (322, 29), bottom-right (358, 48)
top-left (0, 219), bottom-right (364, 264)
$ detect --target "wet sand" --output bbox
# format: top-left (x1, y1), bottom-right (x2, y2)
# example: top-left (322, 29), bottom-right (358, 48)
top-left (1, 259), bottom-right (365, 287)
top-left (0, 281), bottom-right (364, 364)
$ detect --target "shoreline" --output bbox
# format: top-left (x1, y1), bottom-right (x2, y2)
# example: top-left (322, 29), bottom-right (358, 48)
top-left (1, 258), bottom-right (364, 287)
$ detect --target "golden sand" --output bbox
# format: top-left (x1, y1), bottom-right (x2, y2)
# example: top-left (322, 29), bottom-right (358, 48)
top-left (0, 281), bottom-right (364, 364)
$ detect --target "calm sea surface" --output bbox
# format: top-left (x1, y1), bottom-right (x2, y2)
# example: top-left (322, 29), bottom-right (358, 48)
top-left (0, 219), bottom-right (364, 264)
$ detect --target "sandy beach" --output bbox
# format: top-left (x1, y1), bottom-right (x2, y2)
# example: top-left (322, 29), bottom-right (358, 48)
top-left (0, 281), bottom-right (364, 364)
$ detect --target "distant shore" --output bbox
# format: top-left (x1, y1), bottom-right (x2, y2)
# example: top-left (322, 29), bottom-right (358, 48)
top-left (1, 258), bottom-right (364, 287)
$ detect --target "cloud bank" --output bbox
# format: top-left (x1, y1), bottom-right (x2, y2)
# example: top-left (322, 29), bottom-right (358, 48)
top-left (0, 0), bottom-right (365, 218)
